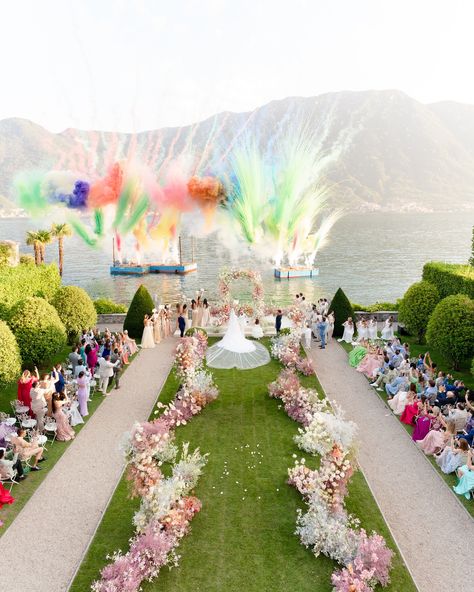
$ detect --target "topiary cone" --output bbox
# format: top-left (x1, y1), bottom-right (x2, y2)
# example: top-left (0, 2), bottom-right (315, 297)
top-left (329, 288), bottom-right (355, 338)
top-left (123, 285), bottom-right (155, 339)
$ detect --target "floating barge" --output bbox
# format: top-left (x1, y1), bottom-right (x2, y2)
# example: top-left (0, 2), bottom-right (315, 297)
top-left (274, 267), bottom-right (319, 279)
top-left (110, 262), bottom-right (197, 276)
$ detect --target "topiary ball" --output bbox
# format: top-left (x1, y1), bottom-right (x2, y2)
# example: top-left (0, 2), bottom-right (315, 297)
top-left (0, 319), bottom-right (22, 385)
top-left (52, 286), bottom-right (97, 343)
top-left (398, 281), bottom-right (440, 343)
top-left (9, 296), bottom-right (67, 366)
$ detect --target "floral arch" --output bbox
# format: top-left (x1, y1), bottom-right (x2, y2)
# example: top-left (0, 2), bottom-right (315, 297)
top-left (215, 269), bottom-right (265, 322)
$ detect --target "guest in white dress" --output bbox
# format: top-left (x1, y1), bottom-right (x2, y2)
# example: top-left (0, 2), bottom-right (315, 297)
top-left (356, 319), bottom-right (368, 342)
top-left (338, 318), bottom-right (355, 343)
top-left (368, 317), bottom-right (378, 340)
top-left (326, 312), bottom-right (335, 341)
top-left (201, 299), bottom-right (211, 327)
top-left (141, 315), bottom-right (156, 349)
top-left (303, 324), bottom-right (312, 349)
top-left (251, 319), bottom-right (264, 339)
top-left (381, 316), bottom-right (395, 340)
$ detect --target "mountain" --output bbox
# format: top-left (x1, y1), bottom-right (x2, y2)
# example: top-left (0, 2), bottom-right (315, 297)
top-left (1, 90), bottom-right (474, 213)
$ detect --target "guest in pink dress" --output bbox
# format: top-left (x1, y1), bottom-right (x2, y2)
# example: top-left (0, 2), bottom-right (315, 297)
top-left (86, 342), bottom-right (99, 376)
top-left (77, 371), bottom-right (89, 417)
top-left (356, 346), bottom-right (383, 379)
top-left (412, 411), bottom-right (431, 441)
top-left (17, 368), bottom-right (39, 416)
top-left (52, 393), bottom-right (75, 441)
top-left (418, 413), bottom-right (452, 455)
top-left (400, 394), bottom-right (421, 426)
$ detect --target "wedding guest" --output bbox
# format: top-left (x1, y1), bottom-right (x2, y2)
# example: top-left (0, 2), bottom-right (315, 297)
top-left (123, 330), bottom-right (138, 355)
top-left (338, 318), bottom-right (354, 344)
top-left (275, 310), bottom-right (283, 334)
top-left (110, 348), bottom-right (122, 389)
top-left (252, 318), bottom-right (264, 340)
top-left (52, 393), bottom-right (75, 441)
top-left (141, 315), bottom-right (156, 349)
top-left (53, 364), bottom-right (66, 394)
top-left (436, 437), bottom-right (469, 474)
top-left (30, 380), bottom-right (47, 432)
top-left (76, 370), bottom-right (89, 417)
top-left (317, 316), bottom-right (328, 349)
top-left (98, 355), bottom-right (118, 394)
top-left (0, 448), bottom-right (25, 481)
top-left (68, 346), bottom-right (82, 373)
top-left (201, 299), bottom-right (211, 328)
top-left (177, 311), bottom-right (186, 337)
top-left (368, 317), bottom-right (378, 340)
top-left (10, 428), bottom-right (45, 471)
top-left (17, 368), bottom-right (39, 415)
top-left (85, 341), bottom-right (99, 376)
top-left (326, 312), bottom-right (335, 341)
top-left (448, 403), bottom-right (469, 433)
top-left (79, 338), bottom-right (87, 364)
top-left (453, 449), bottom-right (474, 499)
top-left (151, 308), bottom-right (161, 344)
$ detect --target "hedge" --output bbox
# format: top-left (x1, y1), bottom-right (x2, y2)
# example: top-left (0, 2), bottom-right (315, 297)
top-left (9, 296), bottom-right (67, 366)
top-left (53, 286), bottom-right (98, 343)
top-left (329, 288), bottom-right (355, 338)
top-left (0, 263), bottom-right (61, 321)
top-left (426, 294), bottom-right (474, 370)
top-left (422, 262), bottom-right (474, 299)
top-left (351, 301), bottom-right (399, 312)
top-left (123, 285), bottom-right (155, 338)
top-left (93, 298), bottom-right (127, 314)
top-left (398, 281), bottom-right (440, 343)
top-left (0, 320), bottom-right (22, 385)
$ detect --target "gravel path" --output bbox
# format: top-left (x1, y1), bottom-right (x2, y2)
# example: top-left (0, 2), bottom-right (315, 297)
top-left (0, 339), bottom-right (177, 592)
top-left (307, 341), bottom-right (473, 592)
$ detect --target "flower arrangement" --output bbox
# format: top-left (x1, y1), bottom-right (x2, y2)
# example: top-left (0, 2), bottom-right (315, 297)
top-left (270, 330), bottom-right (314, 376)
top-left (294, 411), bottom-right (358, 456)
top-left (216, 268), bottom-right (265, 320)
top-left (92, 331), bottom-right (218, 592)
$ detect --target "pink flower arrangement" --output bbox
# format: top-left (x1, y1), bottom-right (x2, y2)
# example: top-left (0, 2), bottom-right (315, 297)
top-left (217, 268), bottom-right (265, 319)
top-left (288, 463), bottom-right (319, 497)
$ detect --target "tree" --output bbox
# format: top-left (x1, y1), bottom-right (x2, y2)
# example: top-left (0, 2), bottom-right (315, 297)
top-left (26, 230), bottom-right (41, 265)
top-left (123, 285), bottom-right (155, 339)
top-left (52, 286), bottom-right (97, 343)
top-left (398, 281), bottom-right (440, 343)
top-left (426, 294), bottom-right (474, 370)
top-left (0, 320), bottom-right (22, 385)
top-left (469, 225), bottom-right (474, 266)
top-left (51, 223), bottom-right (72, 277)
top-left (36, 229), bottom-right (53, 263)
top-left (8, 296), bottom-right (67, 366)
top-left (329, 288), bottom-right (355, 338)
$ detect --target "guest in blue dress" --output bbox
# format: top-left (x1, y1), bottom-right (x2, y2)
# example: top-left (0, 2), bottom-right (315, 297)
top-left (453, 450), bottom-right (474, 499)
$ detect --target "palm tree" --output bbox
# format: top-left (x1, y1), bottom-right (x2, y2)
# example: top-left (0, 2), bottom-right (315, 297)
top-left (26, 230), bottom-right (41, 265)
top-left (35, 229), bottom-right (53, 264)
top-left (51, 223), bottom-right (72, 276)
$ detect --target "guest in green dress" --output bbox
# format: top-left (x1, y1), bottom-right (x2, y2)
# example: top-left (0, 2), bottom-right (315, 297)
top-left (453, 449), bottom-right (474, 499)
top-left (349, 344), bottom-right (367, 367)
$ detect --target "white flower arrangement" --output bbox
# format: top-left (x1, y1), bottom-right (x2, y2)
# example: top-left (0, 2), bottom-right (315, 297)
top-left (294, 411), bottom-right (357, 456)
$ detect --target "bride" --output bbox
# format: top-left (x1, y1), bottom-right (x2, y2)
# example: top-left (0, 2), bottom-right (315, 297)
top-left (141, 314), bottom-right (156, 349)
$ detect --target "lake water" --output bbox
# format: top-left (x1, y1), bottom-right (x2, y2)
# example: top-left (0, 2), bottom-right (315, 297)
top-left (0, 212), bottom-right (471, 306)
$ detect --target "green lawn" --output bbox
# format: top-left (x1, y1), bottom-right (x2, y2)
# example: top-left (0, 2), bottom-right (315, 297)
top-left (71, 340), bottom-right (416, 592)
top-left (339, 339), bottom-right (473, 516)
top-left (0, 347), bottom-right (138, 532)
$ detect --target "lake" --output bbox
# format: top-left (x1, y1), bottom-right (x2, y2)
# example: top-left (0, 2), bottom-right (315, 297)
top-left (0, 212), bottom-right (471, 306)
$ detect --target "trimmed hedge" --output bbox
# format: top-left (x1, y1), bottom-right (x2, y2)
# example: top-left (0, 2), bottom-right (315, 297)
top-left (422, 262), bottom-right (474, 299)
top-left (9, 296), bottom-right (67, 366)
top-left (53, 286), bottom-right (98, 343)
top-left (351, 301), bottom-right (399, 312)
top-left (398, 281), bottom-right (440, 343)
top-left (123, 285), bottom-right (155, 338)
top-left (0, 320), bottom-right (22, 385)
top-left (329, 288), bottom-right (355, 338)
top-left (0, 263), bottom-right (61, 321)
top-left (93, 298), bottom-right (127, 314)
top-left (426, 294), bottom-right (474, 370)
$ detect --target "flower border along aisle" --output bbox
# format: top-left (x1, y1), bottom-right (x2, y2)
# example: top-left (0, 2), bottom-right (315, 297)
top-left (92, 330), bottom-right (218, 592)
top-left (269, 329), bottom-right (393, 592)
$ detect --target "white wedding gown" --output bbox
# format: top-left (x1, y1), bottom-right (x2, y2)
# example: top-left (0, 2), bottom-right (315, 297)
top-left (206, 310), bottom-right (270, 370)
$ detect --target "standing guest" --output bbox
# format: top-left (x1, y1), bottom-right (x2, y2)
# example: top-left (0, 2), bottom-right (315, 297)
top-left (123, 330), bottom-right (138, 355)
top-left (68, 346), bottom-right (82, 373)
top-left (317, 316), bottom-right (328, 349)
top-left (86, 341), bottom-right (99, 377)
top-left (17, 368), bottom-right (39, 415)
top-left (0, 448), bottom-right (25, 481)
top-left (30, 380), bottom-right (47, 432)
top-left (10, 428), bottom-right (45, 471)
top-left (151, 309), bottom-right (161, 344)
top-left (201, 299), bottom-right (211, 328)
top-left (76, 370), bottom-right (90, 417)
top-left (110, 348), bottom-right (122, 389)
top-left (381, 316), bottom-right (394, 340)
top-left (302, 323), bottom-right (312, 349)
top-left (252, 318), bottom-right (264, 339)
top-left (177, 310), bottom-right (186, 338)
top-left (79, 338), bottom-right (87, 364)
top-left (53, 364), bottom-right (66, 394)
top-left (141, 315), bottom-right (156, 349)
top-left (326, 312), bottom-right (335, 342)
top-left (52, 393), bottom-right (75, 441)
top-left (191, 300), bottom-right (199, 328)
top-left (98, 355), bottom-right (118, 394)
top-left (196, 294), bottom-right (204, 327)
top-left (183, 303), bottom-right (189, 332)
top-left (275, 310), bottom-right (283, 334)
top-left (356, 318), bottom-right (368, 342)
top-left (338, 318), bottom-right (354, 344)
top-left (37, 372), bottom-right (57, 416)
top-left (368, 317), bottom-right (378, 340)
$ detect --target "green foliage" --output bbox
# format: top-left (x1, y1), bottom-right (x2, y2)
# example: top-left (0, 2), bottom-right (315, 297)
top-left (185, 327), bottom-right (208, 337)
top-left (471, 357), bottom-right (474, 378)
top-left (329, 288), bottom-right (355, 337)
top-left (93, 298), bottom-right (127, 314)
top-left (426, 294), bottom-right (474, 370)
top-left (398, 281), bottom-right (440, 343)
top-left (422, 262), bottom-right (474, 299)
top-left (352, 301), bottom-right (399, 312)
top-left (0, 242), bottom-right (15, 266)
top-left (19, 254), bottom-right (35, 265)
top-left (279, 327), bottom-right (291, 336)
top-left (0, 320), bottom-right (22, 385)
top-left (8, 296), bottom-right (67, 366)
top-left (0, 263), bottom-right (61, 321)
top-left (123, 284), bottom-right (155, 338)
top-left (52, 286), bottom-right (97, 343)
top-left (469, 226), bottom-right (474, 266)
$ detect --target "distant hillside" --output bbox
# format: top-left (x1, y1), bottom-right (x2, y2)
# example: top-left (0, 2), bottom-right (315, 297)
top-left (1, 90), bottom-right (474, 213)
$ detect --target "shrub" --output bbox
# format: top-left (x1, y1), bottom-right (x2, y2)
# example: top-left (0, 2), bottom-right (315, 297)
top-left (398, 281), bottom-right (440, 343)
top-left (422, 262), bottom-right (474, 299)
top-left (93, 298), bottom-right (127, 314)
top-left (123, 285), bottom-right (155, 338)
top-left (185, 327), bottom-right (208, 337)
top-left (329, 288), bottom-right (355, 338)
top-left (19, 254), bottom-right (35, 265)
top-left (352, 301), bottom-right (399, 312)
top-left (9, 296), bottom-right (67, 366)
top-left (52, 286), bottom-right (97, 343)
top-left (0, 263), bottom-right (61, 320)
top-left (0, 320), bottom-right (22, 385)
top-left (279, 327), bottom-right (291, 336)
top-left (426, 294), bottom-right (474, 370)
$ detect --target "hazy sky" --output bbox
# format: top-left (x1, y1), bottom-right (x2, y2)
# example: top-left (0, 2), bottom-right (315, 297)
top-left (1, 0), bottom-right (472, 132)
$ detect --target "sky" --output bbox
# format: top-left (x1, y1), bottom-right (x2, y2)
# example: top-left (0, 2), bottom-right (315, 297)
top-left (0, 0), bottom-right (472, 132)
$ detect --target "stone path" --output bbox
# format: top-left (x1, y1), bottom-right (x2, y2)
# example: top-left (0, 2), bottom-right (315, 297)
top-left (0, 339), bottom-right (176, 592)
top-left (307, 341), bottom-right (473, 592)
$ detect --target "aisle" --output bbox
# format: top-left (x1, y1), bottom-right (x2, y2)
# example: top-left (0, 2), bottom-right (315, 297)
top-left (0, 339), bottom-right (176, 592)
top-left (308, 341), bottom-right (474, 592)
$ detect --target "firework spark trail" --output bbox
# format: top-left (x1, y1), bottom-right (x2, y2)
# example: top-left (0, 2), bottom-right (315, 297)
top-left (149, 129), bottom-right (164, 171)
top-left (87, 131), bottom-right (100, 173)
top-left (156, 126), bottom-right (183, 177)
top-left (194, 112), bottom-right (223, 175)
top-left (219, 108), bottom-right (260, 164)
top-left (142, 131), bottom-right (155, 168)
